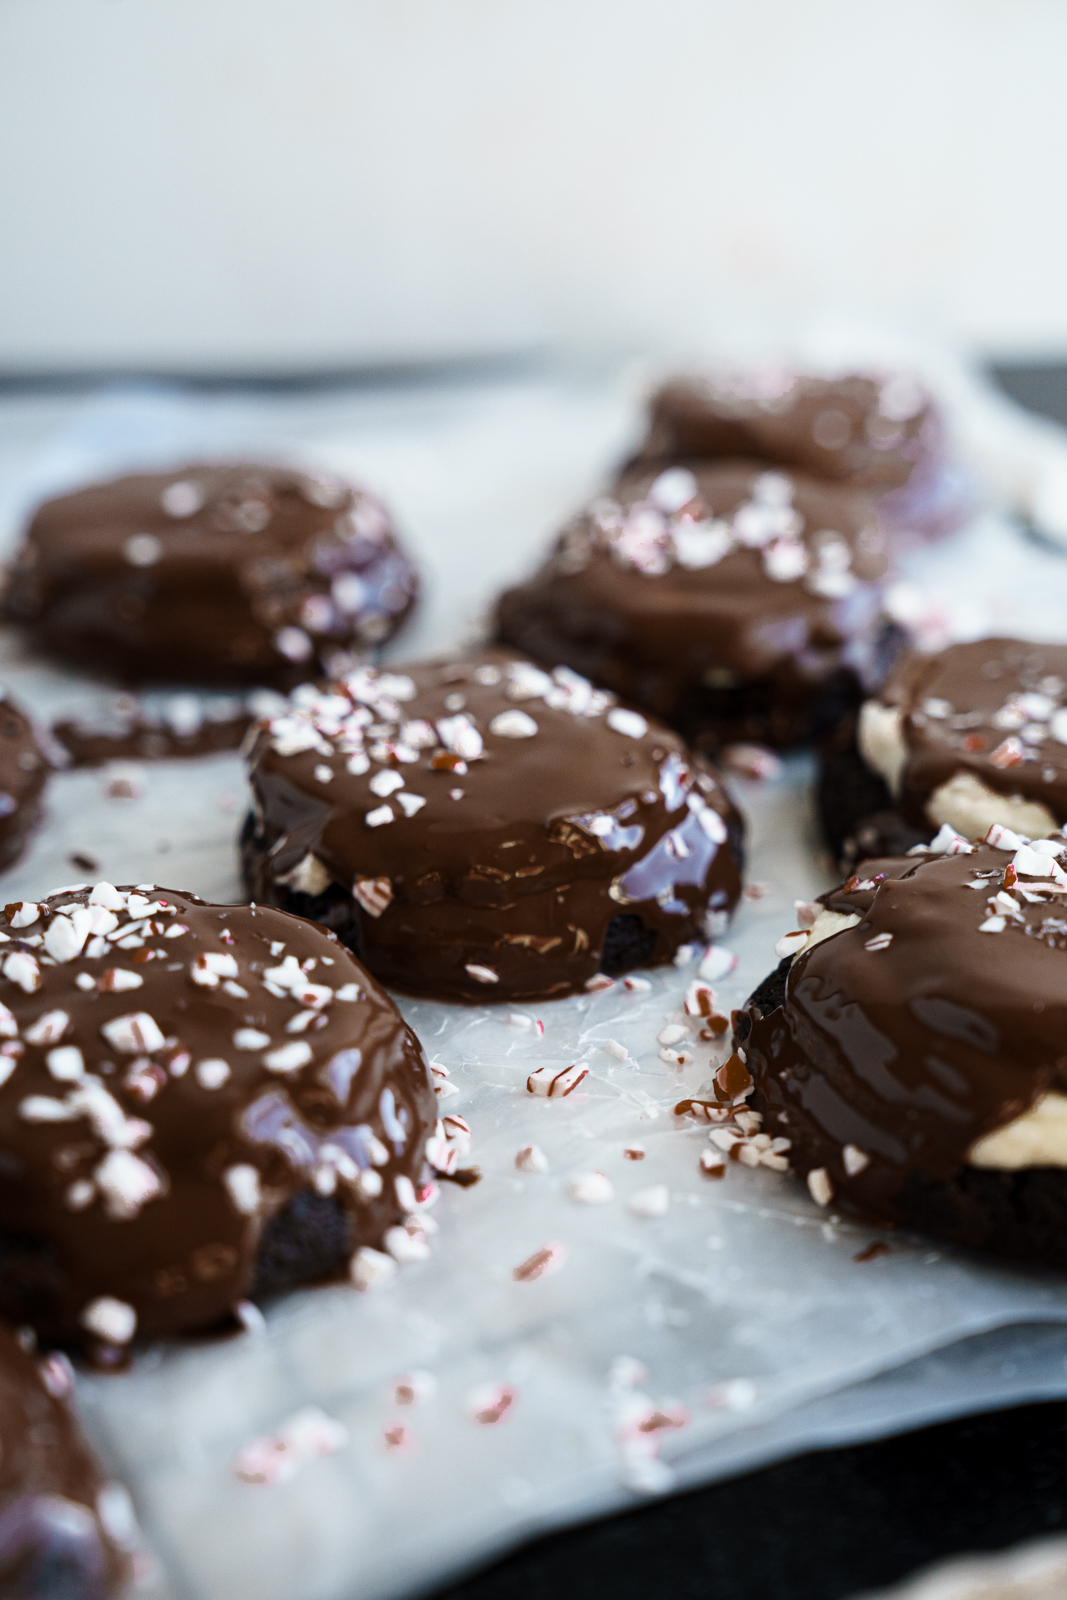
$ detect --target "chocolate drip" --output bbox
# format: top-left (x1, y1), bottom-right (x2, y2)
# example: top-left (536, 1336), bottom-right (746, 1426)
top-left (242, 649), bottom-right (743, 1002)
top-left (4, 464), bottom-right (419, 687)
top-left (0, 886), bottom-right (437, 1346)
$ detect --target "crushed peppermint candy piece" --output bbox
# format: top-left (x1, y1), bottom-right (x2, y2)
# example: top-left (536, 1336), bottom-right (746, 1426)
top-left (468, 1383), bottom-right (517, 1426)
top-left (567, 1171), bottom-right (614, 1204)
top-left (863, 932), bottom-right (893, 951)
top-left (191, 951), bottom-right (240, 987)
top-left (464, 963), bottom-right (499, 985)
top-left (2, 952), bottom-right (41, 993)
top-left (721, 744), bottom-right (782, 781)
top-left (264, 1041), bottom-right (313, 1074)
top-left (46, 1046), bottom-right (84, 1082)
top-left (512, 1242), bottom-right (567, 1282)
top-left (196, 1058), bottom-right (231, 1089)
top-left (628, 1184), bottom-right (670, 1219)
top-left (842, 1144), bottom-right (870, 1176)
top-left (527, 1061), bottom-right (589, 1097)
top-left (436, 715), bottom-right (483, 760)
top-left (775, 929), bottom-right (809, 960)
top-left (350, 1247), bottom-right (398, 1292)
top-left (231, 1406), bottom-right (348, 1486)
top-left (985, 823), bottom-right (1027, 851)
top-left (352, 877), bottom-right (393, 917)
top-left (606, 708), bottom-right (649, 739)
top-left (698, 945), bottom-right (737, 982)
top-left (489, 710), bottom-right (538, 739)
top-left (365, 804), bottom-right (394, 828)
top-left (24, 1010), bottom-right (70, 1046)
top-left (79, 1296), bottom-right (136, 1345)
top-left (990, 736), bottom-right (1024, 770)
top-left (807, 1167), bottom-right (833, 1207)
top-left (233, 1028), bottom-right (271, 1051)
top-left (515, 1144), bottom-right (549, 1173)
top-left (100, 1012), bottom-right (166, 1054)
top-left (920, 823), bottom-right (975, 856)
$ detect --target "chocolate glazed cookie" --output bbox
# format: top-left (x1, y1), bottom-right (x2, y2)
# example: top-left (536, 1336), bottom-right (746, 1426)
top-left (497, 461), bottom-right (896, 752)
top-left (3, 464), bottom-right (419, 686)
top-left (241, 650), bottom-right (744, 1003)
top-left (0, 698), bottom-right (48, 874)
top-left (0, 884), bottom-right (440, 1352)
top-left (632, 368), bottom-right (970, 546)
top-left (0, 1322), bottom-right (129, 1598)
top-left (736, 831), bottom-right (1067, 1266)
top-left (821, 639), bottom-right (1067, 871)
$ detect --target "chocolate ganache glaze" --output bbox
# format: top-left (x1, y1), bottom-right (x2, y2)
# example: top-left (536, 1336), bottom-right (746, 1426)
top-left (738, 828), bottom-right (1067, 1261)
top-left (0, 701), bottom-right (48, 876)
top-left (823, 639), bottom-right (1067, 869)
top-left (241, 649), bottom-right (743, 1002)
top-left (632, 369), bottom-right (969, 545)
top-left (0, 1322), bottom-right (128, 1598)
top-left (497, 461), bottom-right (894, 751)
top-left (3, 464), bottom-right (418, 687)
top-left (0, 885), bottom-right (438, 1349)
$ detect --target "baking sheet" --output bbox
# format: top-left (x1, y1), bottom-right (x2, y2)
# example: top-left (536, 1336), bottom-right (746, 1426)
top-left (2, 366), bottom-right (1067, 1600)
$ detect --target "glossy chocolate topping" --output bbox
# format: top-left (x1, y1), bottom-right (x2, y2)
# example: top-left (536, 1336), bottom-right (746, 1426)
top-left (632, 369), bottom-right (968, 547)
top-left (742, 836), bottom-right (1067, 1225)
top-left (875, 639), bottom-right (1067, 827)
top-left (0, 700), bottom-right (47, 875)
top-left (0, 885), bottom-right (437, 1346)
top-left (4, 464), bottom-right (419, 686)
top-left (637, 370), bottom-right (934, 488)
top-left (0, 1323), bottom-right (127, 1597)
top-left (242, 649), bottom-right (743, 1002)
top-left (497, 461), bottom-right (893, 750)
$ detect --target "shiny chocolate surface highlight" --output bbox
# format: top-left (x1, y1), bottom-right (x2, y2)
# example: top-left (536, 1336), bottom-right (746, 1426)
top-left (242, 649), bottom-right (743, 1002)
top-left (4, 464), bottom-right (419, 687)
top-left (497, 461), bottom-right (893, 750)
top-left (0, 886), bottom-right (437, 1346)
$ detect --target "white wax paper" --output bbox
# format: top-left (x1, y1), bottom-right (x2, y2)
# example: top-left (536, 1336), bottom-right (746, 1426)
top-left (1, 364), bottom-right (1067, 1600)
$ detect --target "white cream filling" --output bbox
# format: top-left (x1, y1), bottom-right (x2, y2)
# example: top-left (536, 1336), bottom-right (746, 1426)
top-left (926, 771), bottom-right (1058, 843)
top-left (789, 909), bottom-right (860, 962)
top-left (274, 852), bottom-right (332, 896)
top-left (969, 1092), bottom-right (1067, 1171)
top-left (857, 700), bottom-right (908, 798)
top-left (858, 698), bottom-right (1059, 840)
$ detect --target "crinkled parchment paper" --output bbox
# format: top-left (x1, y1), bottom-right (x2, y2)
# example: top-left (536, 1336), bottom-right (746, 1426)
top-left (1, 370), bottom-right (1067, 1600)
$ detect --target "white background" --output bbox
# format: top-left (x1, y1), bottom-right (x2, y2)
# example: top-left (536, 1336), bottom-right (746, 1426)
top-left (1, 0), bottom-right (1065, 372)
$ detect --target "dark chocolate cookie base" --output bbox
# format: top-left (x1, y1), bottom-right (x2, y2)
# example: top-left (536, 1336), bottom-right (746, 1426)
top-left (817, 713), bottom-right (933, 872)
top-left (736, 959), bottom-right (1067, 1272)
top-left (241, 812), bottom-right (746, 994)
top-left (894, 1165), bottom-right (1067, 1272)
